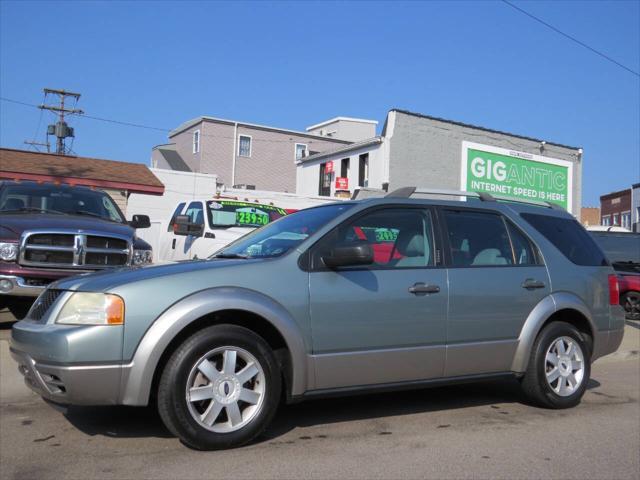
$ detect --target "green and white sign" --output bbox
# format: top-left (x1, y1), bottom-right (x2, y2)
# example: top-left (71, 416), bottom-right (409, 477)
top-left (461, 141), bottom-right (574, 212)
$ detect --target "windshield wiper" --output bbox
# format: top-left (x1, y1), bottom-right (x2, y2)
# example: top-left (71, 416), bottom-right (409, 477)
top-left (212, 253), bottom-right (249, 259)
top-left (1, 207), bottom-right (65, 215)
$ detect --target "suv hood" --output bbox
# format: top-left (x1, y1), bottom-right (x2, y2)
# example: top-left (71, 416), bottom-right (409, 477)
top-left (51, 258), bottom-right (261, 293)
top-left (0, 213), bottom-right (133, 239)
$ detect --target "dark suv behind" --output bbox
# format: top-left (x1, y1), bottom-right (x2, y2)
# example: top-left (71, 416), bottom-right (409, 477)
top-left (0, 181), bottom-right (152, 318)
top-left (590, 230), bottom-right (640, 319)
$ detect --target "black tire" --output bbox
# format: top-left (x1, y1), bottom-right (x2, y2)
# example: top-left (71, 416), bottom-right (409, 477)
top-left (621, 291), bottom-right (640, 320)
top-left (157, 324), bottom-right (281, 450)
top-left (520, 321), bottom-right (591, 409)
top-left (7, 298), bottom-right (33, 320)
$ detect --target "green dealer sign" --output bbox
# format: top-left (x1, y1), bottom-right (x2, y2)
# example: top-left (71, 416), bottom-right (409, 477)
top-left (461, 141), bottom-right (574, 211)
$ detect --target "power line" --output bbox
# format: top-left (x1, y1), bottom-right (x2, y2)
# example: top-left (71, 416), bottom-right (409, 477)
top-left (77, 112), bottom-right (170, 132)
top-left (501, 0), bottom-right (640, 77)
top-left (1, 96), bottom-right (343, 145)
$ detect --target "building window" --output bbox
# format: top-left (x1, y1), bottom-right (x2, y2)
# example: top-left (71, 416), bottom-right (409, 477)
top-left (295, 143), bottom-right (308, 161)
top-left (613, 213), bottom-right (620, 226)
top-left (238, 135), bottom-right (252, 157)
top-left (621, 211), bottom-right (631, 229)
top-left (340, 158), bottom-right (350, 178)
top-left (318, 163), bottom-right (331, 197)
top-left (358, 153), bottom-right (369, 187)
top-left (193, 130), bottom-right (200, 154)
top-left (602, 215), bottom-right (611, 226)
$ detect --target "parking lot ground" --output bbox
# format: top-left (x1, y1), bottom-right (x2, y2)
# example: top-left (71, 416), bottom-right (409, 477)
top-left (1, 319), bottom-right (639, 480)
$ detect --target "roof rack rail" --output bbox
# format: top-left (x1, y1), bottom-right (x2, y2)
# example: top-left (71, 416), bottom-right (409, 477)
top-left (386, 187), bottom-right (495, 202)
top-left (385, 186), bottom-right (565, 211)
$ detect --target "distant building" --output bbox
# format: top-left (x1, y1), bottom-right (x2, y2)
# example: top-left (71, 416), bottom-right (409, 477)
top-left (0, 148), bottom-right (163, 212)
top-left (580, 207), bottom-right (601, 227)
top-left (600, 188), bottom-right (632, 230)
top-left (297, 109), bottom-right (583, 215)
top-left (152, 116), bottom-right (377, 193)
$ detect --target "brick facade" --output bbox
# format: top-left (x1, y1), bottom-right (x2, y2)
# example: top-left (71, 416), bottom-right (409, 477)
top-left (600, 189), bottom-right (632, 229)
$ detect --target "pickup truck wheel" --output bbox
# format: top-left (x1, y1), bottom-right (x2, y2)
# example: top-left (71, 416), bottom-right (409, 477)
top-left (7, 298), bottom-right (32, 320)
top-left (520, 321), bottom-right (591, 409)
top-left (157, 325), bottom-right (281, 450)
top-left (621, 291), bottom-right (640, 320)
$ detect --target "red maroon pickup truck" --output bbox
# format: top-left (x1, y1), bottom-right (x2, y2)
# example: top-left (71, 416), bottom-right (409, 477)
top-left (0, 180), bottom-right (152, 319)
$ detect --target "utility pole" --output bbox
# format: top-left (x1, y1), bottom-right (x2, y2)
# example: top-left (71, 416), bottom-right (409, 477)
top-left (23, 140), bottom-right (51, 153)
top-left (38, 88), bottom-right (83, 155)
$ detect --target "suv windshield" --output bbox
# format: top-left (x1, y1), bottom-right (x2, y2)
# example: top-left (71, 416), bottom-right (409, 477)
top-left (213, 203), bottom-right (355, 259)
top-left (206, 200), bottom-right (287, 228)
top-left (0, 183), bottom-right (125, 223)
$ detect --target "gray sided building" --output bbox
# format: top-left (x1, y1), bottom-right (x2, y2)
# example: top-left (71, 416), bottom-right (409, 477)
top-left (298, 109), bottom-right (583, 216)
top-left (633, 183), bottom-right (640, 232)
top-left (152, 116), bottom-right (376, 193)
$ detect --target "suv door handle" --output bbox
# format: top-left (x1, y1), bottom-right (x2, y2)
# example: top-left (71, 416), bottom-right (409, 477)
top-left (408, 283), bottom-right (440, 295)
top-left (522, 279), bottom-right (546, 290)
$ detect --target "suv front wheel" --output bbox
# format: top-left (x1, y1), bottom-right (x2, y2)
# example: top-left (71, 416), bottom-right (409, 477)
top-left (157, 324), bottom-right (281, 450)
top-left (520, 321), bottom-right (591, 409)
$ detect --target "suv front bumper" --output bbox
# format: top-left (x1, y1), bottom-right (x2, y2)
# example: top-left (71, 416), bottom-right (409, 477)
top-left (10, 317), bottom-right (127, 406)
top-left (10, 348), bottom-right (123, 405)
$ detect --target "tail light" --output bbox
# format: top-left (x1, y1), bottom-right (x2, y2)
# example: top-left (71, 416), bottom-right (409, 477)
top-left (608, 274), bottom-right (620, 305)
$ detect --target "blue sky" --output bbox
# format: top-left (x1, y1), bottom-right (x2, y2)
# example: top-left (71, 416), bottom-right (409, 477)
top-left (1, 0), bottom-right (638, 206)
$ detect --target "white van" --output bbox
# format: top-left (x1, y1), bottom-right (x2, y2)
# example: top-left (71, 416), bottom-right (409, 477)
top-left (159, 198), bottom-right (289, 262)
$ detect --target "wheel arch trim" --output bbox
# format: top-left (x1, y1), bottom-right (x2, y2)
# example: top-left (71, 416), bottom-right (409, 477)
top-left (119, 287), bottom-right (308, 406)
top-left (511, 292), bottom-right (598, 373)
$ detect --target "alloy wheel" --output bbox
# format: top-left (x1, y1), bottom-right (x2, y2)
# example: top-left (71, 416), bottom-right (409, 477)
top-left (544, 336), bottom-right (585, 397)
top-left (185, 346), bottom-right (266, 433)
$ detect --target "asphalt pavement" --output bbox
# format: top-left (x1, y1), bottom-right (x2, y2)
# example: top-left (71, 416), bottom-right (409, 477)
top-left (1, 315), bottom-right (638, 480)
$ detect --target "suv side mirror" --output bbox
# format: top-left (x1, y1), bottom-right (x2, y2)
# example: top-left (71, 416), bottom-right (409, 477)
top-left (322, 243), bottom-right (374, 268)
top-left (129, 214), bottom-right (151, 229)
top-left (173, 214), bottom-right (204, 237)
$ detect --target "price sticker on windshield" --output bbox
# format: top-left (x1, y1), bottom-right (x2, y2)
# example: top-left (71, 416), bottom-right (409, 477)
top-left (236, 210), bottom-right (269, 226)
top-left (375, 228), bottom-right (398, 242)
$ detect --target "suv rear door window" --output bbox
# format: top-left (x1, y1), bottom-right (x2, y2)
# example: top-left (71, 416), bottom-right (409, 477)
top-left (507, 222), bottom-right (539, 265)
top-left (521, 213), bottom-right (608, 266)
top-left (443, 209), bottom-right (513, 267)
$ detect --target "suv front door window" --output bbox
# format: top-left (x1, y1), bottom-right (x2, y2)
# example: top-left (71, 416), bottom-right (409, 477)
top-left (308, 207), bottom-right (447, 389)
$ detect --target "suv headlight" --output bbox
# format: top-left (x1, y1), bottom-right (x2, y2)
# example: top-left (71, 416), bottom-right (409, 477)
top-left (56, 292), bottom-right (125, 325)
top-left (132, 249), bottom-right (153, 265)
top-left (0, 242), bottom-right (19, 261)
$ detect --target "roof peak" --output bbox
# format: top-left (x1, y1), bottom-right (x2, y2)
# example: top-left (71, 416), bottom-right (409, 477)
top-left (305, 116), bottom-right (379, 131)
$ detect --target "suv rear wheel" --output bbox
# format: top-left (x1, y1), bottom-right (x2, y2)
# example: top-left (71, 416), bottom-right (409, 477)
top-left (157, 324), bottom-right (281, 450)
top-left (520, 321), bottom-right (591, 408)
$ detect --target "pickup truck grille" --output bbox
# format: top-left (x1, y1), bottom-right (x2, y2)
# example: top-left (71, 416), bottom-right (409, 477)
top-left (19, 231), bottom-right (131, 269)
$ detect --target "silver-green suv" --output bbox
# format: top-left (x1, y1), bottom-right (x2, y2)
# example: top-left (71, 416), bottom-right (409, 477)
top-left (10, 188), bottom-right (626, 450)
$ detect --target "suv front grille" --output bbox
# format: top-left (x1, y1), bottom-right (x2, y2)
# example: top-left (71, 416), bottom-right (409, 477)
top-left (29, 289), bottom-right (63, 321)
top-left (19, 231), bottom-right (131, 269)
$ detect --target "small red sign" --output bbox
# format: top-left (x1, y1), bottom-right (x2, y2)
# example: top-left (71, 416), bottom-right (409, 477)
top-left (325, 161), bottom-right (334, 174)
top-left (335, 177), bottom-right (349, 190)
